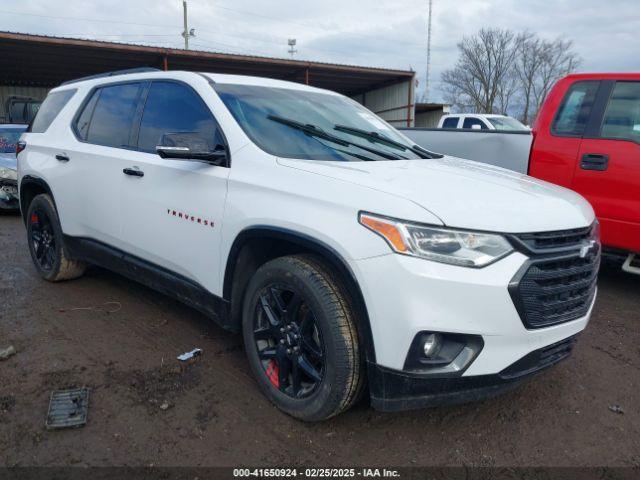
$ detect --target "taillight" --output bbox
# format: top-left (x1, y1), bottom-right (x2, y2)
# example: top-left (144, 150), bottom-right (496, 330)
top-left (16, 140), bottom-right (26, 155)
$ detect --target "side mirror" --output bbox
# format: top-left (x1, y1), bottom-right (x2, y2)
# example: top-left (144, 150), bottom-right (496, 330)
top-left (471, 124), bottom-right (482, 130)
top-left (156, 132), bottom-right (227, 165)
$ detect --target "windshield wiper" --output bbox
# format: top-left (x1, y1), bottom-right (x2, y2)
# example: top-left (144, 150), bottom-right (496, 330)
top-left (334, 124), bottom-right (442, 159)
top-left (267, 115), bottom-right (404, 160)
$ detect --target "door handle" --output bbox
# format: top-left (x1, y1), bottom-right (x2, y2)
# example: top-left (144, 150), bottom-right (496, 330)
top-left (123, 167), bottom-right (144, 178)
top-left (580, 153), bottom-right (609, 171)
top-left (55, 154), bottom-right (70, 162)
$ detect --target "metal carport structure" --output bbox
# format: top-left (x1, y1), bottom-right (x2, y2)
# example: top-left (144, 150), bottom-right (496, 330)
top-left (0, 31), bottom-right (416, 126)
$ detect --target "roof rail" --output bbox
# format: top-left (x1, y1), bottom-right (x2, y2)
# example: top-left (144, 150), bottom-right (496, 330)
top-left (60, 67), bottom-right (161, 86)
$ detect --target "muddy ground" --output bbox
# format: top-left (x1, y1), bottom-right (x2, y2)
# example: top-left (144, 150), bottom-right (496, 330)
top-left (1, 213), bottom-right (639, 468)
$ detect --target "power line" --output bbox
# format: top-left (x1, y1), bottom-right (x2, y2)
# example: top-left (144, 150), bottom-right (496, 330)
top-left (0, 9), bottom-right (175, 29)
top-left (0, 8), bottom-right (427, 68)
top-left (0, 7), bottom-right (431, 50)
top-left (211, 4), bottom-right (431, 49)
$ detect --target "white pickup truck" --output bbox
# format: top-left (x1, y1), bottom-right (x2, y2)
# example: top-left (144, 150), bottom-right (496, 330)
top-left (437, 113), bottom-right (529, 131)
top-left (17, 69), bottom-right (599, 421)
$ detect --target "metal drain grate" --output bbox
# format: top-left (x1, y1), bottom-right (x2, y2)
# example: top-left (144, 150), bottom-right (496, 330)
top-left (45, 388), bottom-right (89, 429)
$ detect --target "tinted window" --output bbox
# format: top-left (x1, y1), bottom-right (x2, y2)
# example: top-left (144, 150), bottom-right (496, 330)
top-left (600, 81), bottom-right (640, 143)
top-left (30, 90), bottom-right (76, 133)
top-left (138, 81), bottom-right (220, 152)
top-left (552, 81), bottom-right (599, 136)
top-left (75, 91), bottom-right (100, 141)
top-left (462, 117), bottom-right (487, 129)
top-left (442, 117), bottom-right (459, 128)
top-left (85, 83), bottom-right (141, 148)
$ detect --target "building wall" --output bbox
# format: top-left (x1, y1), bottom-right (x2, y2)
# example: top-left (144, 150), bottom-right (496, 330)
top-left (352, 79), bottom-right (415, 128)
top-left (415, 107), bottom-right (449, 128)
top-left (0, 85), bottom-right (49, 123)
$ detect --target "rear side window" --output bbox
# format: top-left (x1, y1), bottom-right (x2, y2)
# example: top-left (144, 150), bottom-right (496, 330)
top-left (77, 82), bottom-right (142, 148)
top-left (30, 90), bottom-right (75, 133)
top-left (552, 81), bottom-right (599, 136)
top-left (137, 81), bottom-right (221, 152)
top-left (600, 81), bottom-right (640, 143)
top-left (462, 117), bottom-right (487, 130)
top-left (442, 117), bottom-right (459, 128)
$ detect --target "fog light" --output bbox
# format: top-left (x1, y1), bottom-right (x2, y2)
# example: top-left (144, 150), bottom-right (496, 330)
top-left (404, 331), bottom-right (484, 374)
top-left (423, 333), bottom-right (441, 357)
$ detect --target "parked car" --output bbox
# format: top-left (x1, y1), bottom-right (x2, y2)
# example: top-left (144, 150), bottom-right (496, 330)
top-left (404, 73), bottom-right (640, 275)
top-left (438, 113), bottom-right (529, 131)
top-left (18, 69), bottom-right (600, 421)
top-left (0, 124), bottom-right (27, 211)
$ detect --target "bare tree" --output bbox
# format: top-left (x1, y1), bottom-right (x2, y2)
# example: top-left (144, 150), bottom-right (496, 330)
top-left (532, 38), bottom-right (581, 115)
top-left (513, 32), bottom-right (544, 124)
top-left (442, 28), bottom-right (519, 113)
top-left (496, 69), bottom-right (519, 115)
top-left (442, 29), bottom-right (581, 122)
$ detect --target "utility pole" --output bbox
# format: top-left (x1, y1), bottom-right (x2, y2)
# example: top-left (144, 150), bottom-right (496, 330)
top-left (288, 39), bottom-right (297, 59)
top-left (424, 0), bottom-right (433, 102)
top-left (182, 0), bottom-right (195, 50)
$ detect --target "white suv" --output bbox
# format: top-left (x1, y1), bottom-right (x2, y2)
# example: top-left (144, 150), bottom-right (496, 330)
top-left (17, 69), bottom-right (600, 421)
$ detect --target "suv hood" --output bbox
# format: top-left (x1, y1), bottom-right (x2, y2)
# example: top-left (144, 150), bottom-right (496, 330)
top-left (277, 156), bottom-right (594, 233)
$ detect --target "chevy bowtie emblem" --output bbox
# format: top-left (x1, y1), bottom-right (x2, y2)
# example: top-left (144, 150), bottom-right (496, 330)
top-left (579, 240), bottom-right (596, 258)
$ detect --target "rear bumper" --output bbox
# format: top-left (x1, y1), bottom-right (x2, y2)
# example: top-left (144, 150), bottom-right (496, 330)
top-left (369, 334), bottom-right (578, 412)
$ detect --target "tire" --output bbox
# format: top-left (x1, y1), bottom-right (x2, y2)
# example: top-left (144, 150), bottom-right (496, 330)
top-left (242, 254), bottom-right (364, 421)
top-left (26, 194), bottom-right (86, 282)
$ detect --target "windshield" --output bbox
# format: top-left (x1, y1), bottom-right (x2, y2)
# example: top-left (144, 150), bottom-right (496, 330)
top-left (486, 116), bottom-right (529, 131)
top-left (214, 84), bottom-right (422, 161)
top-left (0, 127), bottom-right (25, 153)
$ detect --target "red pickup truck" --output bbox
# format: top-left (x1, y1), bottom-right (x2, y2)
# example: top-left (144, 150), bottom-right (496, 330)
top-left (530, 73), bottom-right (639, 271)
top-left (402, 73), bottom-right (640, 274)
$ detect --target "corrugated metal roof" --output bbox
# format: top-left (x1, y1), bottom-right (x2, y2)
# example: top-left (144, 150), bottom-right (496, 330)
top-left (0, 31), bottom-right (414, 95)
top-left (2, 31), bottom-right (412, 74)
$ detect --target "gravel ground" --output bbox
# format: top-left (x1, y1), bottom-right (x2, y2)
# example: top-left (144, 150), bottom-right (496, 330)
top-left (1, 213), bottom-right (639, 468)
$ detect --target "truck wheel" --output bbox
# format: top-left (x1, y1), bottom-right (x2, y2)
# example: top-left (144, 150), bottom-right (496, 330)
top-left (26, 194), bottom-right (86, 282)
top-left (242, 254), bottom-right (363, 421)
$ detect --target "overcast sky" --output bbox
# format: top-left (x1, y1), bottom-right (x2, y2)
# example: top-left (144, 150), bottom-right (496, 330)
top-left (1, 0), bottom-right (638, 101)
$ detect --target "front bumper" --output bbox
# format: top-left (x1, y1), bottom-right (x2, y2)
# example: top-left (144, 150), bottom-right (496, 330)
top-left (369, 334), bottom-right (578, 411)
top-left (353, 251), bottom-right (594, 375)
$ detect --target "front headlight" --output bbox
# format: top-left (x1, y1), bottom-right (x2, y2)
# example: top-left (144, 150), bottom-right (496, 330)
top-left (359, 212), bottom-right (514, 268)
top-left (0, 167), bottom-right (17, 181)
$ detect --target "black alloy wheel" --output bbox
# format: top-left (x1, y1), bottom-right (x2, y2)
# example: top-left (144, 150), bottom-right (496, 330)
top-left (242, 255), bottom-right (364, 421)
top-left (253, 284), bottom-right (325, 398)
top-left (29, 208), bottom-right (57, 271)
top-left (25, 193), bottom-right (86, 282)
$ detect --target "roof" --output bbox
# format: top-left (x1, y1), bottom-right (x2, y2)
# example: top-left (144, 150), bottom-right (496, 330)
top-left (564, 72), bottom-right (640, 80)
top-left (441, 113), bottom-right (506, 117)
top-left (0, 31), bottom-right (414, 96)
top-left (415, 102), bottom-right (450, 113)
top-left (54, 69), bottom-right (341, 96)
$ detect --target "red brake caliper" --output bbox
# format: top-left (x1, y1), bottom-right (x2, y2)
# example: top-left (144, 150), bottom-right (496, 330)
top-left (30, 213), bottom-right (39, 224)
top-left (266, 359), bottom-right (279, 387)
